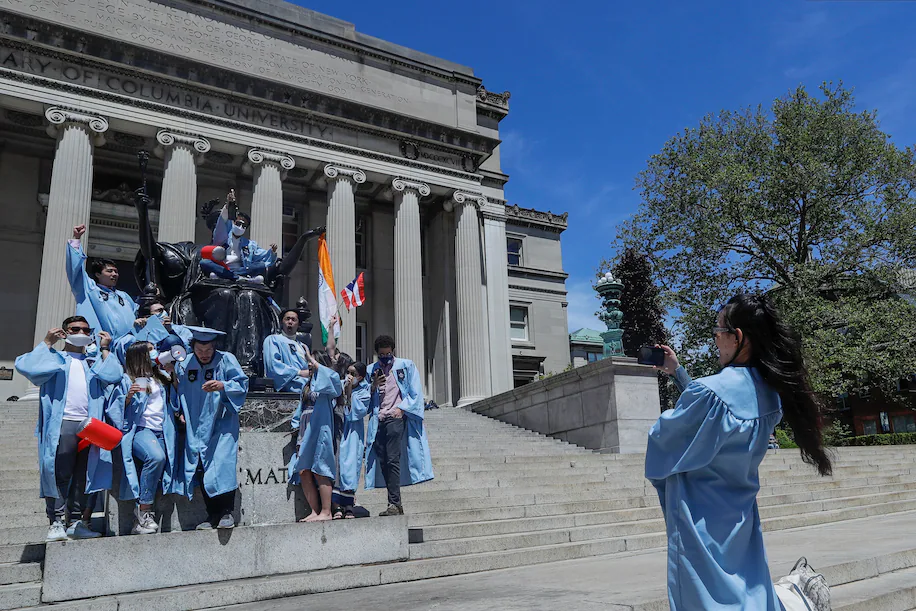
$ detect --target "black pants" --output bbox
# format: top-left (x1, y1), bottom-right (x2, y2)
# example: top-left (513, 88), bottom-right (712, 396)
top-left (46, 420), bottom-right (93, 524)
top-left (196, 467), bottom-right (236, 517)
top-left (373, 416), bottom-right (405, 507)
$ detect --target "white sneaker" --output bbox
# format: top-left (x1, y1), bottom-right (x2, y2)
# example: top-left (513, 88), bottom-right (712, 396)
top-left (249, 275), bottom-right (264, 284)
top-left (131, 508), bottom-right (159, 535)
top-left (46, 520), bottom-right (68, 542)
top-left (209, 272), bottom-right (219, 279)
top-left (66, 520), bottom-right (101, 540)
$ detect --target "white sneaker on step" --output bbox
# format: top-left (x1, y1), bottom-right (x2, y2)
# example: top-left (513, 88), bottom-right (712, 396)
top-left (131, 508), bottom-right (159, 535)
top-left (67, 520), bottom-right (101, 540)
top-left (46, 520), bottom-right (68, 542)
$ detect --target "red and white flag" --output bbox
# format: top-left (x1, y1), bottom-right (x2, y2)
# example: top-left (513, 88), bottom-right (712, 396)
top-left (340, 273), bottom-right (366, 311)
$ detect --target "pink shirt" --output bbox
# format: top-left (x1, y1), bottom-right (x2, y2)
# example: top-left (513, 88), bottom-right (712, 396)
top-left (377, 363), bottom-right (403, 420)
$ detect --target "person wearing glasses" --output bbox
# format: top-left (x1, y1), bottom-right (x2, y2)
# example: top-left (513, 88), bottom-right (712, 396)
top-left (14, 316), bottom-right (122, 542)
top-left (202, 189), bottom-right (277, 283)
top-left (646, 294), bottom-right (832, 610)
top-left (67, 224), bottom-right (139, 341)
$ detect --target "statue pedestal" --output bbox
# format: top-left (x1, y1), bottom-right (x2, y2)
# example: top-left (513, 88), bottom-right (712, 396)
top-left (601, 328), bottom-right (625, 358)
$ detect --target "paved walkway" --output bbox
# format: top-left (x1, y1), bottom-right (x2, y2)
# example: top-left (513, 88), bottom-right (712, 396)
top-left (216, 510), bottom-right (916, 611)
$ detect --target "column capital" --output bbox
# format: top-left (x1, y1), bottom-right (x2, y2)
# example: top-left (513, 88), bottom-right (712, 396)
top-left (324, 164), bottom-right (366, 184)
top-left (446, 190), bottom-right (487, 212)
top-left (246, 149), bottom-right (295, 179)
top-left (155, 129), bottom-right (211, 165)
top-left (45, 106), bottom-right (108, 145)
top-left (392, 177), bottom-right (431, 197)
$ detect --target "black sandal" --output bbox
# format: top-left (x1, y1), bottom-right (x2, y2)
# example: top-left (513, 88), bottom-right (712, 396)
top-left (331, 504), bottom-right (344, 520)
top-left (344, 507), bottom-right (355, 519)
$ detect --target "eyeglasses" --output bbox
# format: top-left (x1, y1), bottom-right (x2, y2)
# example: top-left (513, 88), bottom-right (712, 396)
top-left (712, 327), bottom-right (734, 337)
top-left (67, 327), bottom-right (93, 335)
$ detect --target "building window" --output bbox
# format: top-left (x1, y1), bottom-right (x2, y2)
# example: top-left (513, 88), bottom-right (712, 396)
top-left (356, 322), bottom-right (368, 365)
top-left (355, 214), bottom-right (368, 270)
top-left (587, 352), bottom-right (600, 363)
top-left (507, 237), bottom-right (523, 266)
top-left (862, 419), bottom-right (877, 436)
top-left (282, 204), bottom-right (300, 257)
top-left (893, 414), bottom-right (916, 434)
top-left (510, 306), bottom-right (529, 342)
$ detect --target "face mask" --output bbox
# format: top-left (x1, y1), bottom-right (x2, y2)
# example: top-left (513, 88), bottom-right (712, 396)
top-left (84, 343), bottom-right (98, 358)
top-left (379, 355), bottom-right (394, 366)
top-left (231, 224), bottom-right (246, 237)
top-left (156, 311), bottom-right (168, 321)
top-left (65, 333), bottom-right (93, 348)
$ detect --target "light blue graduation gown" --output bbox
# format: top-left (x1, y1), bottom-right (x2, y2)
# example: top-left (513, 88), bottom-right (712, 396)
top-left (107, 374), bottom-right (180, 500)
top-left (294, 365), bottom-right (342, 480)
top-left (263, 334), bottom-right (309, 394)
top-left (174, 351), bottom-right (249, 498)
top-left (364, 358), bottom-right (434, 489)
top-left (14, 343), bottom-right (123, 497)
top-left (66, 240), bottom-right (137, 340)
top-left (645, 365), bottom-right (784, 611)
top-left (212, 216), bottom-right (277, 270)
top-left (111, 316), bottom-right (173, 365)
top-left (336, 380), bottom-right (370, 493)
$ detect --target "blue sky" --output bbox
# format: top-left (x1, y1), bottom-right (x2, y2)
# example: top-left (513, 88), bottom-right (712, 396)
top-left (296, 0), bottom-right (916, 333)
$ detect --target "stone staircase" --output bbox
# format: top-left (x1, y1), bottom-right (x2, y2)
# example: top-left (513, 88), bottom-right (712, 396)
top-left (4, 402), bottom-right (916, 609)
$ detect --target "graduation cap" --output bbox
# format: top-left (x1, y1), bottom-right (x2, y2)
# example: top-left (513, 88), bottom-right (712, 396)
top-left (134, 316), bottom-right (169, 345)
top-left (184, 325), bottom-right (227, 343)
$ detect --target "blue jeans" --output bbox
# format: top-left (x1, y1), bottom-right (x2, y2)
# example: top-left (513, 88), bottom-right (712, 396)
top-left (200, 259), bottom-right (270, 279)
top-left (133, 427), bottom-right (166, 505)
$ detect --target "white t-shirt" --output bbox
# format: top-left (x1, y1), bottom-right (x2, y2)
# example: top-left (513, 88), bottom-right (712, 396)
top-left (137, 380), bottom-right (165, 431)
top-left (63, 354), bottom-right (89, 422)
top-left (225, 236), bottom-right (243, 270)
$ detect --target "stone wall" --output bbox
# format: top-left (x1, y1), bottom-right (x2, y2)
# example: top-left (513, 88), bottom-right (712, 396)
top-left (469, 357), bottom-right (661, 454)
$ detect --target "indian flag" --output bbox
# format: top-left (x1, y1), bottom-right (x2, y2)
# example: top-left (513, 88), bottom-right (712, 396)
top-left (318, 233), bottom-right (339, 344)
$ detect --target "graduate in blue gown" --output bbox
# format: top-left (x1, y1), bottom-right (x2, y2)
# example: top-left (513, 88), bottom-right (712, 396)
top-left (645, 294), bottom-right (833, 611)
top-left (112, 302), bottom-right (191, 365)
top-left (173, 326), bottom-right (249, 530)
top-left (294, 345), bottom-right (342, 522)
top-left (107, 340), bottom-right (180, 535)
top-left (203, 193), bottom-right (277, 282)
top-left (262, 308), bottom-right (310, 430)
top-left (331, 359), bottom-right (369, 518)
top-left (66, 224), bottom-right (137, 341)
top-left (15, 318), bottom-right (122, 541)
top-left (364, 336), bottom-right (434, 515)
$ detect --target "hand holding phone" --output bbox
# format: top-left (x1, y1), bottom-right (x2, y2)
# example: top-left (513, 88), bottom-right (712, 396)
top-left (637, 346), bottom-right (666, 367)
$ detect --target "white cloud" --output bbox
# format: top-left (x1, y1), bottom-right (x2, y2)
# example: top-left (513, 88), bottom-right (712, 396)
top-left (566, 278), bottom-right (604, 333)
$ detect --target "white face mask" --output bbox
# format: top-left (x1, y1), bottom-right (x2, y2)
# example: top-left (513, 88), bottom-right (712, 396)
top-left (84, 343), bottom-right (98, 358)
top-left (231, 224), bottom-right (246, 237)
top-left (65, 334), bottom-right (93, 348)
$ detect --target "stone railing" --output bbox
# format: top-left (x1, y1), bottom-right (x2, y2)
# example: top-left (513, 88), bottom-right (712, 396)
top-left (468, 357), bottom-right (661, 454)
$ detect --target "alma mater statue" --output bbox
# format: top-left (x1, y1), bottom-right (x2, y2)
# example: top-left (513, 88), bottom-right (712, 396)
top-left (131, 153), bottom-right (322, 378)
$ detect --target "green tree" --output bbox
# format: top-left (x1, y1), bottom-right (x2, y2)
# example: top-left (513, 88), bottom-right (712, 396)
top-left (615, 82), bottom-right (916, 400)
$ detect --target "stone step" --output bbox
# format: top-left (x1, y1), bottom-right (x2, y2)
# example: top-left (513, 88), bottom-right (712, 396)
top-left (414, 488), bottom-right (916, 542)
top-left (0, 582), bottom-right (41, 611)
top-left (0, 561), bottom-right (40, 586)
top-left (0, 544), bottom-right (43, 565)
top-left (0, 525), bottom-right (46, 546)
top-left (832, 566), bottom-right (916, 611)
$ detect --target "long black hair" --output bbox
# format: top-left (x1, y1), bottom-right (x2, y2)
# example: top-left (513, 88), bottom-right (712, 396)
top-left (720, 293), bottom-right (833, 476)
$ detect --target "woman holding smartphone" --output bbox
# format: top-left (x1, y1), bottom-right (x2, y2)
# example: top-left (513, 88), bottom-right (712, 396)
top-left (107, 341), bottom-right (179, 535)
top-left (646, 294), bottom-right (832, 610)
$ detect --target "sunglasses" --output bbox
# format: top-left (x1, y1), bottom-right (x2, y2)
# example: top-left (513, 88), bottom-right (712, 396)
top-left (67, 327), bottom-right (94, 335)
top-left (712, 326), bottom-right (734, 337)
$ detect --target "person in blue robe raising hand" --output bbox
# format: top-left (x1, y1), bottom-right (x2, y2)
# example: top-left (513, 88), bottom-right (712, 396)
top-left (294, 345), bottom-right (342, 523)
top-left (646, 294), bottom-right (833, 611)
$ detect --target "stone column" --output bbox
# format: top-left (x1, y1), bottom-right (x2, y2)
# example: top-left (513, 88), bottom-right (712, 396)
top-left (482, 205), bottom-right (513, 394)
top-left (154, 130), bottom-right (210, 243)
top-left (450, 191), bottom-right (491, 406)
top-left (392, 177), bottom-right (430, 376)
top-left (324, 164), bottom-right (366, 357)
top-left (30, 107), bottom-right (108, 366)
top-left (246, 149), bottom-right (295, 249)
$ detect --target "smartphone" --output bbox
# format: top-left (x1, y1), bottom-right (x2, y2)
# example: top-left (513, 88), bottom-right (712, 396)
top-left (637, 346), bottom-right (666, 367)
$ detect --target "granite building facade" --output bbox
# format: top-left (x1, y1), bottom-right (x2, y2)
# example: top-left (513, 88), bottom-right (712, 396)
top-left (0, 0), bottom-right (570, 404)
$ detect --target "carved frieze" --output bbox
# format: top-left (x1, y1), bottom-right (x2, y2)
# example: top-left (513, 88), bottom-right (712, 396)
top-left (505, 204), bottom-right (569, 233)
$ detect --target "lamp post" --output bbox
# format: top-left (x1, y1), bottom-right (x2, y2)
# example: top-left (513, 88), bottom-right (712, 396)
top-left (596, 272), bottom-right (625, 358)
